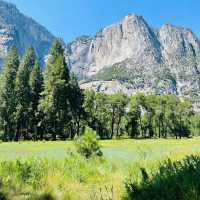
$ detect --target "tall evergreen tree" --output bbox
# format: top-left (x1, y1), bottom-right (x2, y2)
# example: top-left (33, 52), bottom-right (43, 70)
top-left (0, 46), bottom-right (19, 141)
top-left (68, 73), bottom-right (84, 138)
top-left (15, 47), bottom-right (36, 141)
top-left (29, 61), bottom-right (43, 139)
top-left (39, 40), bottom-right (70, 140)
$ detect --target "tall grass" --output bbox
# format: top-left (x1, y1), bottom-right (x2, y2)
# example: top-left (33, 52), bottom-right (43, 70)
top-left (0, 139), bottom-right (200, 199)
top-left (125, 155), bottom-right (200, 200)
top-left (0, 152), bottom-right (117, 199)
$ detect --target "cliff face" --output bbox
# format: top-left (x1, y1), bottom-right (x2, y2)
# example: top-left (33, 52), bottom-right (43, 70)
top-left (66, 14), bottom-right (200, 106)
top-left (66, 14), bottom-right (163, 79)
top-left (0, 0), bottom-right (55, 65)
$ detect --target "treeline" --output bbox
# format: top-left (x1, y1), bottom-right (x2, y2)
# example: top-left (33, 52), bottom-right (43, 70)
top-left (0, 40), bottom-right (199, 141)
top-left (0, 40), bottom-right (84, 141)
top-left (84, 91), bottom-right (200, 139)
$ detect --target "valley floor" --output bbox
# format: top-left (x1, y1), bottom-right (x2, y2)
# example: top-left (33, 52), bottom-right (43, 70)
top-left (0, 139), bottom-right (200, 199)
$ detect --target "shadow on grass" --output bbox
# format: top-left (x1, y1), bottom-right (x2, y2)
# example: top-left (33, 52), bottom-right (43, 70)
top-left (125, 155), bottom-right (200, 200)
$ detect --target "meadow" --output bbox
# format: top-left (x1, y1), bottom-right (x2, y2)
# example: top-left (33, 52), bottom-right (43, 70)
top-left (0, 139), bottom-right (200, 199)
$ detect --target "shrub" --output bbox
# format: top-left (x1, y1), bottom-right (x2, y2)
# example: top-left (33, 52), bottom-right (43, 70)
top-left (0, 192), bottom-right (7, 200)
top-left (125, 155), bottom-right (200, 200)
top-left (31, 193), bottom-right (56, 200)
top-left (75, 127), bottom-right (103, 158)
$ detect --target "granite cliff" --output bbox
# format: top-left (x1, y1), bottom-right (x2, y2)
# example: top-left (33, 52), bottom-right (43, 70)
top-left (66, 14), bottom-right (200, 107)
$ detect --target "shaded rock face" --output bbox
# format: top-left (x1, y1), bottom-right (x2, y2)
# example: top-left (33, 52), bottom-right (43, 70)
top-left (0, 0), bottom-right (55, 65)
top-left (66, 14), bottom-right (200, 107)
top-left (159, 24), bottom-right (200, 64)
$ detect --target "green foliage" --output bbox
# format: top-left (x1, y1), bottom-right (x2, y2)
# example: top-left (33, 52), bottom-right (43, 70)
top-left (0, 140), bottom-right (199, 199)
top-left (29, 61), bottom-right (43, 139)
top-left (83, 91), bottom-right (129, 139)
top-left (15, 47), bottom-right (36, 141)
top-left (94, 65), bottom-right (134, 81)
top-left (0, 40), bottom-right (84, 141)
top-left (30, 192), bottom-right (56, 200)
top-left (67, 73), bottom-right (84, 138)
top-left (75, 127), bottom-right (102, 158)
top-left (125, 155), bottom-right (200, 200)
top-left (0, 158), bottom-right (47, 189)
top-left (39, 40), bottom-right (71, 140)
top-left (0, 192), bottom-right (7, 200)
top-left (0, 46), bottom-right (19, 141)
top-left (191, 113), bottom-right (200, 136)
top-left (83, 91), bottom-right (195, 139)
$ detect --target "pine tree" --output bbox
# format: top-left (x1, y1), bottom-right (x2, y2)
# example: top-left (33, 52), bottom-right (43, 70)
top-left (39, 40), bottom-right (70, 140)
top-left (68, 73), bottom-right (84, 138)
top-left (15, 47), bottom-right (36, 141)
top-left (29, 61), bottom-right (43, 139)
top-left (0, 46), bottom-right (19, 141)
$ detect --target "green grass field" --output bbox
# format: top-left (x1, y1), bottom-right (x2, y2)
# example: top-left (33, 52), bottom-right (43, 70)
top-left (0, 139), bottom-right (200, 199)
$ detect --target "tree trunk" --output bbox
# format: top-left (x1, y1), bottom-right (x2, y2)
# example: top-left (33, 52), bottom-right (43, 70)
top-left (53, 120), bottom-right (57, 141)
top-left (15, 123), bottom-right (20, 141)
top-left (111, 108), bottom-right (115, 139)
top-left (116, 115), bottom-right (121, 138)
top-left (4, 123), bottom-right (8, 141)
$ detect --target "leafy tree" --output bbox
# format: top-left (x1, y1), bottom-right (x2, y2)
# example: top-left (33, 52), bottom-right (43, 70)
top-left (0, 46), bottom-right (19, 141)
top-left (135, 93), bottom-right (146, 137)
top-left (126, 96), bottom-right (140, 138)
top-left (143, 95), bottom-right (156, 138)
top-left (15, 47), bottom-right (36, 141)
top-left (83, 90), bottom-right (96, 129)
top-left (93, 93), bottom-right (110, 139)
top-left (108, 93), bottom-right (129, 138)
top-left (164, 95), bottom-right (180, 138)
top-left (83, 91), bottom-right (110, 139)
top-left (191, 113), bottom-right (200, 136)
top-left (176, 100), bottom-right (193, 138)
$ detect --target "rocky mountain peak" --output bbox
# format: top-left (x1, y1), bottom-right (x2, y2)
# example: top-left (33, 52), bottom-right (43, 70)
top-left (122, 13), bottom-right (146, 27)
top-left (159, 23), bottom-right (200, 64)
top-left (0, 0), bottom-right (55, 66)
top-left (66, 13), bottom-right (162, 79)
top-left (65, 13), bottom-right (200, 108)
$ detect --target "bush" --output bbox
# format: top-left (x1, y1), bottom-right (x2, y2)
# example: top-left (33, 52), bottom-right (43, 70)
top-left (125, 155), bottom-right (200, 200)
top-left (0, 192), bottom-right (7, 200)
top-left (75, 127), bottom-right (103, 158)
top-left (30, 192), bottom-right (56, 200)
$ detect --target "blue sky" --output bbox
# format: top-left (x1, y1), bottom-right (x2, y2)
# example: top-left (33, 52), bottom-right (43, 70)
top-left (6, 0), bottom-right (200, 43)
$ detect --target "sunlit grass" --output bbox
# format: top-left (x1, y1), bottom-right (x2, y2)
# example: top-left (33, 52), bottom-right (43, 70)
top-left (0, 139), bottom-right (200, 199)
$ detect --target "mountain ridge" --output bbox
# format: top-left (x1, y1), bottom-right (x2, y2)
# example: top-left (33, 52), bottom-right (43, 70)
top-left (0, 0), bottom-right (55, 65)
top-left (0, 1), bottom-right (200, 108)
top-left (65, 13), bottom-right (200, 109)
